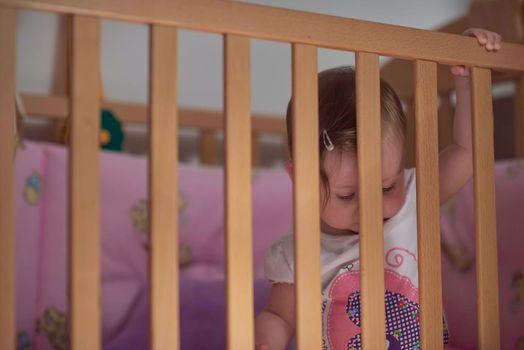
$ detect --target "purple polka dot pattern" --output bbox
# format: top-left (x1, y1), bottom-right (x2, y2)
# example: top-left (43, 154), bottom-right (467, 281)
top-left (345, 291), bottom-right (449, 350)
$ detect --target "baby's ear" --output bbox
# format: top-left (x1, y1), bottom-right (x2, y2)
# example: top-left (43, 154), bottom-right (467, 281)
top-left (284, 160), bottom-right (293, 180)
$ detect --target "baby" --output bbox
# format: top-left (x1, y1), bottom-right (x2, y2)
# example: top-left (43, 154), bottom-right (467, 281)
top-left (255, 28), bottom-right (502, 350)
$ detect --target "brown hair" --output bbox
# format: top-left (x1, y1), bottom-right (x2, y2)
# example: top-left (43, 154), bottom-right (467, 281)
top-left (285, 66), bottom-right (406, 205)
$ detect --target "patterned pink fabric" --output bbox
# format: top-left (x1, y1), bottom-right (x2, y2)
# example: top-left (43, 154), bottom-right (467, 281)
top-left (15, 142), bottom-right (44, 348)
top-left (14, 141), bottom-right (524, 349)
top-left (14, 141), bottom-right (289, 349)
top-left (440, 159), bottom-right (524, 350)
top-left (327, 270), bottom-right (423, 349)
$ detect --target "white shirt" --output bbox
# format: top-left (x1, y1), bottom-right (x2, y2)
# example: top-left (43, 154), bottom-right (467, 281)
top-left (264, 168), bottom-right (448, 349)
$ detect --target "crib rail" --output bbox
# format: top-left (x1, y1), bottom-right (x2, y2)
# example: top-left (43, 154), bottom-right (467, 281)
top-left (0, 0), bottom-right (523, 71)
top-left (291, 43), bottom-right (322, 348)
top-left (1, 1), bottom-right (523, 349)
top-left (470, 68), bottom-right (500, 348)
top-left (16, 93), bottom-right (287, 165)
top-left (68, 15), bottom-right (101, 350)
top-left (414, 60), bottom-right (442, 347)
top-left (224, 33), bottom-right (255, 349)
top-left (355, 51), bottom-right (387, 348)
top-left (149, 24), bottom-right (180, 350)
top-left (0, 7), bottom-right (16, 350)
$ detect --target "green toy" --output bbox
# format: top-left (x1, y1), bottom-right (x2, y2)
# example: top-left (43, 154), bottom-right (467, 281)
top-left (99, 109), bottom-right (124, 151)
top-left (58, 108), bottom-right (125, 151)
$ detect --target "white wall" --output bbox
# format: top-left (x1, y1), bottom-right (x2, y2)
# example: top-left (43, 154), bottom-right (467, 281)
top-left (16, 0), bottom-right (471, 116)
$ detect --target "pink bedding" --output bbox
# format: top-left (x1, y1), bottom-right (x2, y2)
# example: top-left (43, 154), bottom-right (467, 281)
top-left (440, 160), bottom-right (524, 350)
top-left (15, 141), bottom-right (289, 349)
top-left (13, 141), bottom-right (524, 349)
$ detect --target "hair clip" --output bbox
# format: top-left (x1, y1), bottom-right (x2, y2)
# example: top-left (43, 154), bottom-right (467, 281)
top-left (322, 129), bottom-right (335, 151)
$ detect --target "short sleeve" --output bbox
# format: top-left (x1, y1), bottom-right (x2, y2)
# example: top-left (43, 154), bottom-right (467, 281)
top-left (264, 234), bottom-right (295, 284)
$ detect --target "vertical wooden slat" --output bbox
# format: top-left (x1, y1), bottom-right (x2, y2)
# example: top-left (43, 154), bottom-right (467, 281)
top-left (471, 67), bottom-right (500, 350)
top-left (224, 34), bottom-right (254, 350)
top-left (69, 15), bottom-right (101, 350)
top-left (514, 75), bottom-right (524, 157)
top-left (291, 43), bottom-right (321, 349)
top-left (149, 24), bottom-right (180, 350)
top-left (438, 92), bottom-right (454, 151)
top-left (356, 51), bottom-right (385, 350)
top-left (415, 60), bottom-right (443, 350)
top-left (54, 15), bottom-right (72, 143)
top-left (0, 6), bottom-right (16, 350)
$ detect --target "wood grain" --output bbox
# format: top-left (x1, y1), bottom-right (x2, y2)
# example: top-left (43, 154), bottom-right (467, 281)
top-left (69, 15), bottom-right (101, 350)
top-left (224, 34), bottom-right (254, 350)
top-left (356, 51), bottom-right (385, 350)
top-left (292, 43), bottom-right (322, 350)
top-left (2, 0), bottom-right (523, 71)
top-left (0, 6), bottom-right (16, 350)
top-left (471, 67), bottom-right (500, 350)
top-left (415, 60), bottom-right (443, 350)
top-left (148, 24), bottom-right (180, 350)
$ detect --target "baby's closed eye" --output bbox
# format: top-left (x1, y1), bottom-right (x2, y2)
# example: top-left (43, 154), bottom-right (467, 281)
top-left (337, 184), bottom-right (396, 201)
top-left (337, 193), bottom-right (355, 201)
top-left (383, 183), bottom-right (396, 194)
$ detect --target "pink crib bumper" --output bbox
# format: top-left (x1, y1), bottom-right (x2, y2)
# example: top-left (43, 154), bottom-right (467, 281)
top-left (14, 141), bottom-right (524, 349)
top-left (440, 159), bottom-right (524, 350)
top-left (14, 141), bottom-right (291, 349)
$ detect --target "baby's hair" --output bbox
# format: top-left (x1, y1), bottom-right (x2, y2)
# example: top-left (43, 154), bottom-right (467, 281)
top-left (285, 66), bottom-right (407, 206)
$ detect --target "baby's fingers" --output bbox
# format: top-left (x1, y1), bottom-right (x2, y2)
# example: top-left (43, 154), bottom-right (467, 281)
top-left (463, 28), bottom-right (488, 44)
top-left (483, 31), bottom-right (502, 51)
top-left (491, 32), bottom-right (502, 50)
top-left (451, 65), bottom-right (468, 77)
top-left (463, 28), bottom-right (502, 51)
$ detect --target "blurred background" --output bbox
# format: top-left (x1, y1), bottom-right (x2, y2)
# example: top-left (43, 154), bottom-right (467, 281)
top-left (17, 0), bottom-right (522, 165)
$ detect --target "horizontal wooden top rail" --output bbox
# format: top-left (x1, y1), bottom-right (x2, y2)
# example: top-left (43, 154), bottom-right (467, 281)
top-left (2, 0), bottom-right (524, 72)
top-left (382, 63), bottom-right (521, 101)
top-left (20, 93), bottom-right (286, 134)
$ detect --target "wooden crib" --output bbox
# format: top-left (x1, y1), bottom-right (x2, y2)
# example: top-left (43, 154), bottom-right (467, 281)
top-left (1, 1), bottom-right (523, 349)
top-left (16, 93), bottom-right (288, 166)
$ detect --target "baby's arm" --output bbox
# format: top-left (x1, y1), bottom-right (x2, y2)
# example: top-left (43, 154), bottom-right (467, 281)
top-left (255, 283), bottom-right (296, 350)
top-left (438, 28), bottom-right (502, 204)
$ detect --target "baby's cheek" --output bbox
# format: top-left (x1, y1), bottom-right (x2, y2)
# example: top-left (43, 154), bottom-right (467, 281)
top-left (322, 202), bottom-right (355, 227)
top-left (321, 206), bottom-right (339, 225)
top-left (384, 192), bottom-right (406, 219)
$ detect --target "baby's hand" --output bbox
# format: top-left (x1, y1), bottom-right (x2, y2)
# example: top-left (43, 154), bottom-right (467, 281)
top-left (451, 28), bottom-right (502, 77)
top-left (255, 345), bottom-right (269, 350)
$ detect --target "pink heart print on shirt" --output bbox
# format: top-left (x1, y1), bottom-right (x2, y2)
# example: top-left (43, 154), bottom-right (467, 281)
top-left (326, 268), bottom-right (448, 349)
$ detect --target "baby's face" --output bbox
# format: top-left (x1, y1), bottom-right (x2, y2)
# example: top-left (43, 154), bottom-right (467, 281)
top-left (320, 137), bottom-right (406, 235)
